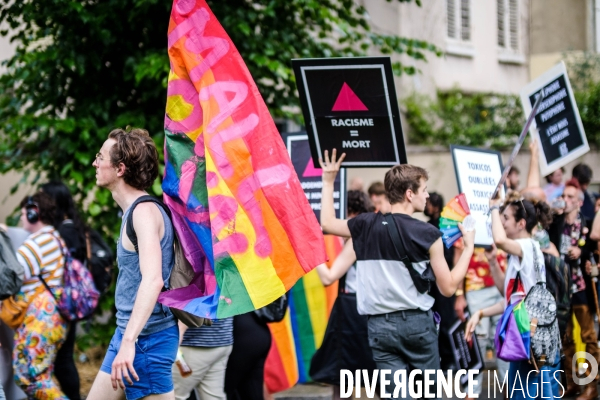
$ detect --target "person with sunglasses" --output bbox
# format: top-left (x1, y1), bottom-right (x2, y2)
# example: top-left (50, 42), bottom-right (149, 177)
top-left (465, 192), bottom-right (559, 400)
top-left (87, 128), bottom-right (178, 400)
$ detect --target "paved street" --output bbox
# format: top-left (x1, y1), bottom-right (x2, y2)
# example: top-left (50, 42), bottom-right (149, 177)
top-left (273, 369), bottom-right (508, 400)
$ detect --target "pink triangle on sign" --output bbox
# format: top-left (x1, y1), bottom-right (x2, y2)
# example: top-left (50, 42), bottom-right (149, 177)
top-left (303, 158), bottom-right (322, 177)
top-left (332, 82), bottom-right (368, 112)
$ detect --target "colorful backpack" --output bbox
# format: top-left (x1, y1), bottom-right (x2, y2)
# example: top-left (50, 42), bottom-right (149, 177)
top-left (495, 242), bottom-right (562, 369)
top-left (40, 233), bottom-right (100, 321)
top-left (495, 295), bottom-right (531, 362)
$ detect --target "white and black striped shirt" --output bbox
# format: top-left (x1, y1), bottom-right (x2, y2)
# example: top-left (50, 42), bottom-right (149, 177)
top-left (348, 212), bottom-right (441, 315)
top-left (181, 317), bottom-right (234, 347)
top-left (17, 226), bottom-right (65, 294)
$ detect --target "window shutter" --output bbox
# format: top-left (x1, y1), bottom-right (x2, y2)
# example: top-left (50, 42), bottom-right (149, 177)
top-left (509, 0), bottom-right (519, 50)
top-left (497, 0), bottom-right (506, 48)
top-left (460, 0), bottom-right (470, 41)
top-left (447, 0), bottom-right (457, 39)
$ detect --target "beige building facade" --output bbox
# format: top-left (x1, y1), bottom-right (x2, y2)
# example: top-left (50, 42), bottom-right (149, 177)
top-left (529, 0), bottom-right (600, 79)
top-left (363, 0), bottom-right (531, 96)
top-left (0, 2), bottom-right (598, 222)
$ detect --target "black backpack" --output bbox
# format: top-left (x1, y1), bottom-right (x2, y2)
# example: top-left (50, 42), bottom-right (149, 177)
top-left (254, 293), bottom-right (288, 323)
top-left (125, 195), bottom-right (209, 328)
top-left (85, 229), bottom-right (115, 294)
top-left (543, 252), bottom-right (571, 338)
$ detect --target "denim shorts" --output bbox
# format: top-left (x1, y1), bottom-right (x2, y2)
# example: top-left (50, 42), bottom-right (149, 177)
top-left (100, 324), bottom-right (179, 400)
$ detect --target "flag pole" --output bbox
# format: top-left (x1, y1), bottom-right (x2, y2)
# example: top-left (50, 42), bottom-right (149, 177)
top-left (489, 89), bottom-right (546, 203)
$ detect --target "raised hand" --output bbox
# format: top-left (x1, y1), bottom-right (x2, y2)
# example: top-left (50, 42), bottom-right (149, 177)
top-left (318, 149), bottom-right (346, 185)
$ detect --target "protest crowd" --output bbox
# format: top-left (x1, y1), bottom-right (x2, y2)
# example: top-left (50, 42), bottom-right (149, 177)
top-left (0, 126), bottom-right (598, 400)
top-left (2, 2), bottom-right (600, 400)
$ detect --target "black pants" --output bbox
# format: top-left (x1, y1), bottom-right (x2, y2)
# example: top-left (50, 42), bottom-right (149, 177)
top-left (55, 322), bottom-right (81, 400)
top-left (225, 312), bottom-right (271, 400)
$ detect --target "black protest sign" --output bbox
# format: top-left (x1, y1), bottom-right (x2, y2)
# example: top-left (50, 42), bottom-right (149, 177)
top-left (520, 62), bottom-right (589, 176)
top-left (283, 132), bottom-right (346, 221)
top-left (292, 57), bottom-right (407, 168)
top-left (448, 314), bottom-right (483, 385)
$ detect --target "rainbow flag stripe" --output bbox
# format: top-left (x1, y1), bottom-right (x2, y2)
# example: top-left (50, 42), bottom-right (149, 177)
top-left (158, 0), bottom-right (327, 319)
top-left (265, 235), bottom-right (342, 392)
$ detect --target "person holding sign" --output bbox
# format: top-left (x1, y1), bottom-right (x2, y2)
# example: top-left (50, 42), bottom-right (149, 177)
top-left (465, 193), bottom-right (560, 400)
top-left (319, 149), bottom-right (475, 396)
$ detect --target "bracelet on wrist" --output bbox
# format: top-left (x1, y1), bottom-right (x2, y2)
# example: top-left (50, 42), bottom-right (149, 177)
top-left (489, 205), bottom-right (500, 213)
top-left (455, 289), bottom-right (464, 297)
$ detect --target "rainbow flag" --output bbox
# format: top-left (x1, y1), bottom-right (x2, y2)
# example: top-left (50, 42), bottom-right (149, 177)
top-left (158, 0), bottom-right (327, 319)
top-left (495, 300), bottom-right (531, 361)
top-left (265, 235), bottom-right (342, 393)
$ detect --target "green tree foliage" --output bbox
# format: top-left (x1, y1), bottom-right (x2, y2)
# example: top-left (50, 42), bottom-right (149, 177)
top-left (403, 90), bottom-right (524, 149)
top-left (0, 0), bottom-right (439, 228)
top-left (566, 52), bottom-right (600, 147)
top-left (0, 0), bottom-right (439, 348)
top-left (403, 54), bottom-right (600, 150)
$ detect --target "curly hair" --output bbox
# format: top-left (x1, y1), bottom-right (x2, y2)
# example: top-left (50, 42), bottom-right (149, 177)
top-left (501, 191), bottom-right (553, 232)
top-left (347, 190), bottom-right (374, 216)
top-left (108, 127), bottom-right (159, 190)
top-left (20, 192), bottom-right (56, 225)
top-left (384, 164), bottom-right (428, 205)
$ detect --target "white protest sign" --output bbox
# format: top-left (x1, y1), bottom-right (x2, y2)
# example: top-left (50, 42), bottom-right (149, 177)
top-left (520, 62), bottom-right (589, 176)
top-left (451, 146), bottom-right (504, 247)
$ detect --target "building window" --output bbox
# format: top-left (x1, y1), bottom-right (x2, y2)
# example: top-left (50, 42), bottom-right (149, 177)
top-left (497, 0), bottom-right (519, 52)
top-left (447, 0), bottom-right (471, 42)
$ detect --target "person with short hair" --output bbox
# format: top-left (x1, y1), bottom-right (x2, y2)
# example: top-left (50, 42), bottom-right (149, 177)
top-left (87, 127), bottom-right (178, 400)
top-left (12, 192), bottom-right (68, 399)
top-left (367, 181), bottom-right (386, 212)
top-left (572, 163), bottom-right (595, 221)
top-left (319, 150), bottom-right (475, 396)
top-left (549, 179), bottom-right (597, 399)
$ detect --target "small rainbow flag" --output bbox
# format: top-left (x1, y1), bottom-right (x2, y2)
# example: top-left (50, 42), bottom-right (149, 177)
top-left (495, 300), bottom-right (531, 361)
top-left (440, 193), bottom-right (471, 248)
top-left (158, 0), bottom-right (327, 319)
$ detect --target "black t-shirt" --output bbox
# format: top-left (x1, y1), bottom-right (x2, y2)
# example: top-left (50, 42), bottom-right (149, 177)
top-left (347, 212), bottom-right (442, 314)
